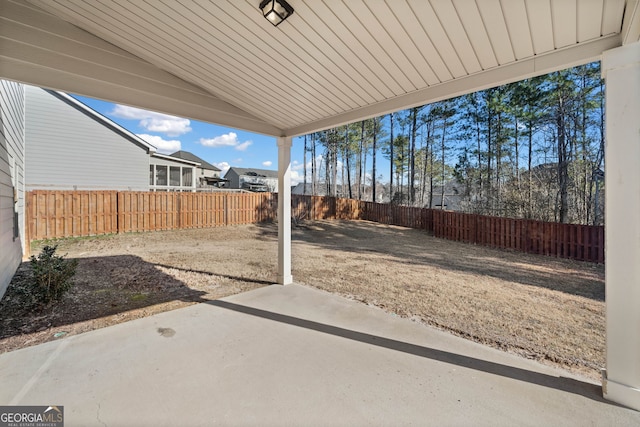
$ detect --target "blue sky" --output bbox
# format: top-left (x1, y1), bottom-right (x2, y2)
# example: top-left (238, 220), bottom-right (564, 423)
top-left (72, 95), bottom-right (307, 184)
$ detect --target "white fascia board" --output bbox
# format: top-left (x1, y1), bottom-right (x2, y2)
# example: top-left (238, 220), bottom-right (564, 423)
top-left (284, 35), bottom-right (622, 137)
top-left (151, 152), bottom-right (200, 166)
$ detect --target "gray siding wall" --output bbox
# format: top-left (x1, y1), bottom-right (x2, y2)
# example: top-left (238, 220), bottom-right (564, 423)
top-left (225, 170), bottom-right (240, 189)
top-left (25, 86), bottom-right (150, 191)
top-left (0, 80), bottom-right (25, 298)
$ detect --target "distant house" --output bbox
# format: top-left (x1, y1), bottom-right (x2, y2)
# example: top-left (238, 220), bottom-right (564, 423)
top-left (292, 183), bottom-right (326, 196)
top-left (224, 167), bottom-right (278, 192)
top-left (430, 181), bottom-right (466, 211)
top-left (168, 150), bottom-right (227, 190)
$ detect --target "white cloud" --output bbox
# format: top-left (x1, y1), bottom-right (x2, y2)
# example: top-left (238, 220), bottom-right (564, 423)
top-left (198, 132), bottom-right (252, 151)
top-left (291, 170), bottom-right (303, 186)
top-left (262, 160), bottom-right (273, 167)
top-left (235, 141), bottom-right (252, 151)
top-left (137, 134), bottom-right (181, 154)
top-left (110, 105), bottom-right (192, 136)
top-left (214, 162), bottom-right (231, 174)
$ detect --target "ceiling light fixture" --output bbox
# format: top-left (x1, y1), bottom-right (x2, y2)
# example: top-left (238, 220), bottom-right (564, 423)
top-left (259, 0), bottom-right (294, 27)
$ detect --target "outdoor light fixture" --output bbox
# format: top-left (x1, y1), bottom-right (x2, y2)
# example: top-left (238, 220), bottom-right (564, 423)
top-left (259, 0), bottom-right (294, 26)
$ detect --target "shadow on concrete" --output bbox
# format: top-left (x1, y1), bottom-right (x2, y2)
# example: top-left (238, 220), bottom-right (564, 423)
top-left (153, 263), bottom-right (276, 286)
top-left (209, 299), bottom-right (611, 405)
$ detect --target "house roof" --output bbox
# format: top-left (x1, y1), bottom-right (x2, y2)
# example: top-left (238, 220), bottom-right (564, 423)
top-left (152, 152), bottom-right (200, 166)
top-left (2, 1), bottom-right (638, 137)
top-left (46, 90), bottom-right (157, 154)
top-left (169, 151), bottom-right (220, 171)
top-left (225, 167), bottom-right (278, 179)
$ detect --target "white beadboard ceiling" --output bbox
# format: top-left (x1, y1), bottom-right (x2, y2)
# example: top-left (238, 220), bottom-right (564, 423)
top-left (1, 0), bottom-right (639, 137)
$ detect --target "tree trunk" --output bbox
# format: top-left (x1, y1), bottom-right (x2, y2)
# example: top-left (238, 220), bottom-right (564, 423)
top-left (527, 122), bottom-right (533, 218)
top-left (372, 120), bottom-right (377, 202)
top-left (358, 121), bottom-right (364, 200)
top-left (440, 116), bottom-right (447, 209)
top-left (389, 113), bottom-right (394, 202)
top-left (557, 98), bottom-right (569, 223)
top-left (410, 108), bottom-right (417, 204)
top-left (311, 133), bottom-right (316, 196)
top-left (303, 134), bottom-right (307, 195)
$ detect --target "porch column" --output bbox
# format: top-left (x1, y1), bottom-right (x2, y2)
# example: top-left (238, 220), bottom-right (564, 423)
top-left (277, 136), bottom-right (293, 285)
top-left (601, 40), bottom-right (640, 410)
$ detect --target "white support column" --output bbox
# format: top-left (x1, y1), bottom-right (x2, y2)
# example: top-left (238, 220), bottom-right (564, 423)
top-left (277, 136), bottom-right (293, 285)
top-left (601, 41), bottom-right (640, 411)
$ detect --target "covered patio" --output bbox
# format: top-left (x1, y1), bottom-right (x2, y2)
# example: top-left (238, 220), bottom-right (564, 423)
top-left (2, 284), bottom-right (640, 425)
top-left (2, 0), bottom-right (640, 411)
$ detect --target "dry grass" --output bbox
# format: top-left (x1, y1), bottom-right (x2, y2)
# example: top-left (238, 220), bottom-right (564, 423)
top-left (1, 220), bottom-right (604, 381)
top-left (291, 221), bottom-right (604, 380)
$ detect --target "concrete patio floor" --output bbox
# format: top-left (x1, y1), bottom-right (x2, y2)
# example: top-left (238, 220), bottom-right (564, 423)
top-left (1, 284), bottom-right (638, 426)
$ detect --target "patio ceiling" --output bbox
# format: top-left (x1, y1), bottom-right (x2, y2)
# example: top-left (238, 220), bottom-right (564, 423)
top-left (1, 0), bottom-right (639, 137)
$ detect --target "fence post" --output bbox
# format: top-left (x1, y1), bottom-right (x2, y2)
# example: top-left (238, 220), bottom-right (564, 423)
top-left (24, 192), bottom-right (32, 257)
top-left (116, 191), bottom-right (122, 234)
top-left (224, 193), bottom-right (229, 226)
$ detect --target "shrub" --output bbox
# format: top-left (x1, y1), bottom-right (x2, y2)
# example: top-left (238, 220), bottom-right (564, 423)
top-left (29, 245), bottom-right (78, 305)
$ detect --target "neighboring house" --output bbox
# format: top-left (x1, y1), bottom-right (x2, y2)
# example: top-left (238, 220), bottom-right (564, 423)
top-left (149, 153), bottom-right (198, 192)
top-left (23, 85), bottom-right (197, 192)
top-left (224, 167), bottom-right (278, 192)
top-left (0, 80), bottom-right (26, 298)
top-left (25, 86), bottom-right (154, 191)
top-left (168, 150), bottom-right (227, 190)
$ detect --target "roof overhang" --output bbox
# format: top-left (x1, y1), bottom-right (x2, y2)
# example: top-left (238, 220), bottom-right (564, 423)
top-left (151, 153), bottom-right (200, 166)
top-left (2, 0), bottom-right (639, 137)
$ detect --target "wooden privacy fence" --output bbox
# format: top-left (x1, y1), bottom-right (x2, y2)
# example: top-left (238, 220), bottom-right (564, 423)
top-left (293, 196), bottom-right (604, 263)
top-left (27, 191), bottom-right (604, 263)
top-left (27, 190), bottom-right (276, 240)
top-left (429, 210), bottom-right (604, 263)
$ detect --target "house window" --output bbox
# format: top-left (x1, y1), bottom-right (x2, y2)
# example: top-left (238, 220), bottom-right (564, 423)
top-left (170, 166), bottom-right (181, 186)
top-left (182, 167), bottom-right (193, 187)
top-left (156, 166), bottom-right (167, 186)
top-left (149, 165), bottom-right (154, 185)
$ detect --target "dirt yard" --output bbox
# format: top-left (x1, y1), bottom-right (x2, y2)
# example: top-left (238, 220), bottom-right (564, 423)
top-left (0, 220), bottom-right (604, 381)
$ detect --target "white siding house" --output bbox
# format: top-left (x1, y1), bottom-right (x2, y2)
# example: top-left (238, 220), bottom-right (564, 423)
top-left (0, 80), bottom-right (25, 298)
top-left (25, 86), bottom-right (155, 191)
top-left (150, 153), bottom-right (198, 192)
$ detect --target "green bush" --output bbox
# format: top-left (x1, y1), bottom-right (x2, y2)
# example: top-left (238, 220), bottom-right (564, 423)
top-left (29, 245), bottom-right (78, 305)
